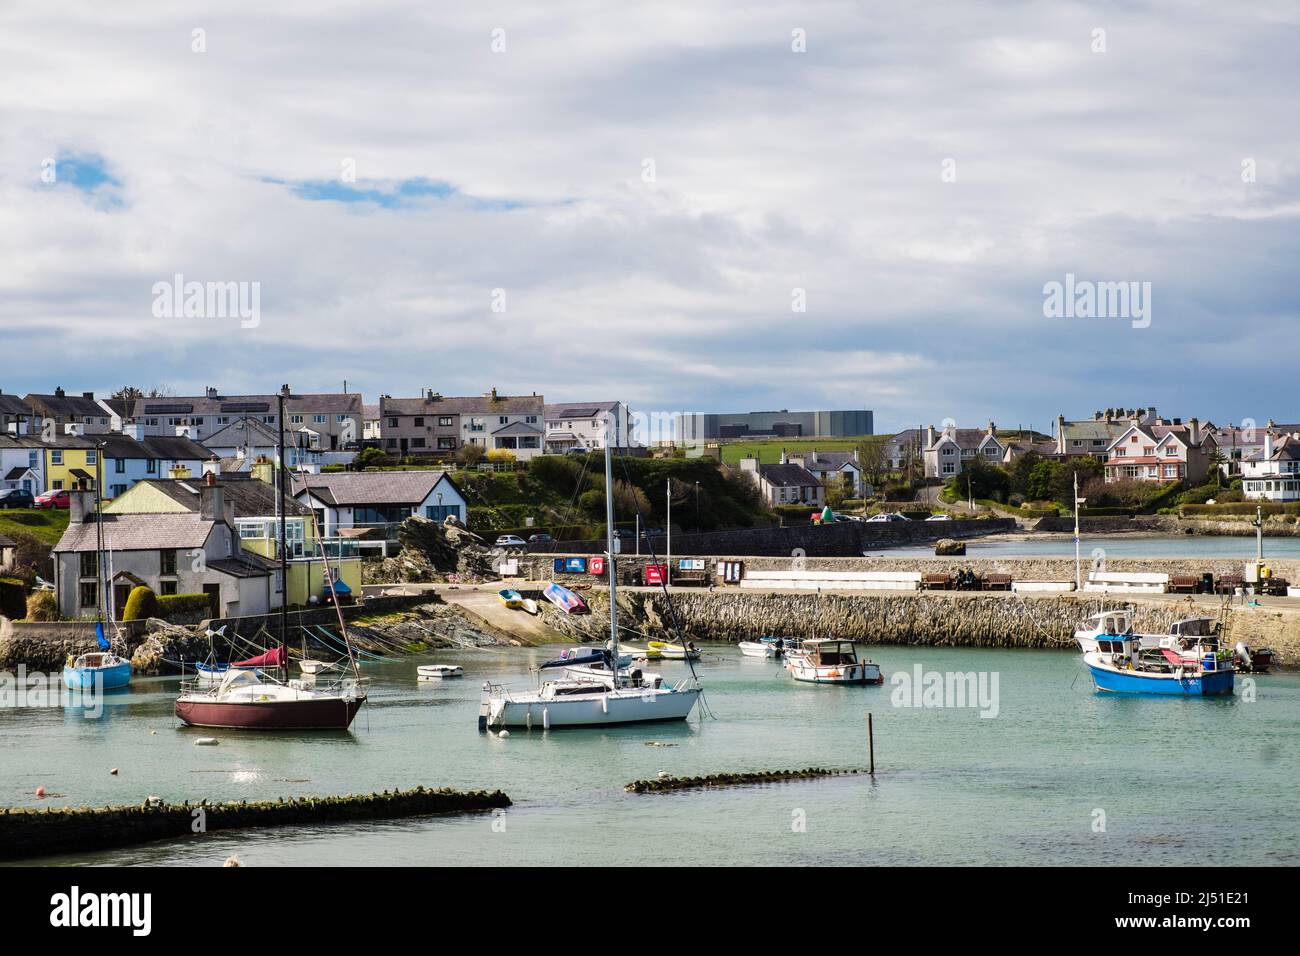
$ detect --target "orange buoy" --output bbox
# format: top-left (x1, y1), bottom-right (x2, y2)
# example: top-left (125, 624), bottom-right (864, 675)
top-left (110, 768), bottom-right (118, 775)
top-left (35, 786), bottom-right (46, 798)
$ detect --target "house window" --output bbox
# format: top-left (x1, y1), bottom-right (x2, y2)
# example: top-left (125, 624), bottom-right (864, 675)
top-left (145, 417), bottom-right (158, 426)
top-left (291, 415), bottom-right (304, 425)
top-left (239, 520), bottom-right (268, 539)
top-left (28, 451), bottom-right (37, 468)
top-left (439, 417), bottom-right (453, 427)
top-left (336, 415), bottom-right (347, 423)
top-left (387, 418), bottom-right (399, 428)
top-left (79, 581), bottom-right (98, 608)
top-left (80, 552), bottom-right (98, 577)
top-left (499, 416), bottom-right (509, 425)
top-left (411, 437), bottom-right (426, 448)
top-left (1072, 440), bottom-right (1083, 447)
top-left (111, 484), bottom-right (126, 498)
top-left (115, 458), bottom-right (126, 473)
top-left (426, 504), bottom-right (458, 520)
top-left (526, 416), bottom-right (537, 424)
top-left (437, 437), bottom-right (456, 450)
top-left (86, 450), bottom-right (97, 465)
top-left (51, 450), bottom-right (63, 465)
top-left (385, 438), bottom-right (397, 449)
top-left (414, 417), bottom-right (424, 427)
top-left (192, 417), bottom-right (204, 425)
top-left (160, 580), bottom-right (177, 596)
top-left (263, 416), bottom-right (276, 425)
top-left (147, 459), bottom-right (158, 474)
top-left (467, 419), bottom-right (485, 433)
top-left (53, 480), bottom-right (63, 490)
top-left (160, 550), bottom-right (177, 575)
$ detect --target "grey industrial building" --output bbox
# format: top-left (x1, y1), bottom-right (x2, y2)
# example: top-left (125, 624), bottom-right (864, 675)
top-left (675, 409), bottom-right (873, 443)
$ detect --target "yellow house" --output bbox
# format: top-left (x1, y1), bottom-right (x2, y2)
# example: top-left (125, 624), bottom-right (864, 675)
top-left (42, 437), bottom-right (102, 492)
top-left (104, 473), bottom-right (362, 606)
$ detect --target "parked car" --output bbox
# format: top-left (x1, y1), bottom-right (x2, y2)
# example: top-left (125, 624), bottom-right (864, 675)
top-left (0, 488), bottom-right (35, 509)
top-left (925, 513), bottom-right (953, 521)
top-left (639, 528), bottom-right (664, 538)
top-left (495, 534), bottom-right (527, 549)
top-left (866, 511), bottom-right (909, 523)
top-left (528, 533), bottom-right (554, 544)
top-left (34, 489), bottom-right (70, 509)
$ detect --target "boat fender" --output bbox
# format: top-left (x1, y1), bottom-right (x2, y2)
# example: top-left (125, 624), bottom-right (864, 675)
top-left (195, 737), bottom-right (219, 746)
top-left (602, 695), bottom-right (609, 715)
top-left (499, 730), bottom-right (509, 739)
top-left (542, 707), bottom-right (550, 730)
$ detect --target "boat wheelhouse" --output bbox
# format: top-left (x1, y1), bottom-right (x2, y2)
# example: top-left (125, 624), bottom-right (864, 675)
top-left (1082, 631), bottom-right (1234, 697)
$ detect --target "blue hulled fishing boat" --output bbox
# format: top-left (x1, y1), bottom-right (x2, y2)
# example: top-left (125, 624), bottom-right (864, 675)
top-left (1082, 630), bottom-right (1234, 697)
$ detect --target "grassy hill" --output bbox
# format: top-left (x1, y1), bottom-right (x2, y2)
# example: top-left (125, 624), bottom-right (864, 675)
top-left (0, 508), bottom-right (69, 547)
top-left (719, 437), bottom-right (868, 466)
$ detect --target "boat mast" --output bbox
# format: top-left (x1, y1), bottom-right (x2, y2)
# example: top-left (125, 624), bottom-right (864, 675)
top-left (604, 435), bottom-right (619, 679)
top-left (277, 384), bottom-right (290, 672)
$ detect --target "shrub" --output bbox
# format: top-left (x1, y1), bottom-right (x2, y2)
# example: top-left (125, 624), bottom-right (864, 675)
top-left (456, 444), bottom-right (486, 467)
top-left (122, 585), bottom-right (160, 621)
top-left (157, 593), bottom-right (211, 621)
top-left (0, 577), bottom-right (27, 621)
top-left (485, 448), bottom-right (516, 463)
top-left (353, 447), bottom-right (392, 469)
top-left (25, 589), bottom-right (57, 621)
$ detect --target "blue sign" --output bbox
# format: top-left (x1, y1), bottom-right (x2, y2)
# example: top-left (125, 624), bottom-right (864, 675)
top-left (554, 557), bottom-right (588, 574)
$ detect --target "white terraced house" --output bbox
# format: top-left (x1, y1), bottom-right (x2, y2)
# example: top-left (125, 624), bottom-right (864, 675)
top-left (291, 470), bottom-right (467, 538)
top-left (543, 401), bottom-right (635, 453)
top-left (379, 388), bottom-right (545, 460)
top-left (1241, 433), bottom-right (1300, 501)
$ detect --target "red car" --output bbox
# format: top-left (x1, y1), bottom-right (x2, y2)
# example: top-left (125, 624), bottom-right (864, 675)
top-left (34, 489), bottom-right (71, 509)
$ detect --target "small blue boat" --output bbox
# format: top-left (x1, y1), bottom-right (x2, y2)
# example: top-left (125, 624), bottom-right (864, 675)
top-left (1083, 632), bottom-right (1234, 697)
top-left (62, 651), bottom-right (133, 691)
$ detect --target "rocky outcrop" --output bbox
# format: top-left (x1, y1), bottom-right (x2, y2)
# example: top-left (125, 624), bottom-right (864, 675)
top-left (934, 538), bottom-right (966, 556)
top-left (130, 619), bottom-right (213, 675)
top-left (370, 515), bottom-right (497, 583)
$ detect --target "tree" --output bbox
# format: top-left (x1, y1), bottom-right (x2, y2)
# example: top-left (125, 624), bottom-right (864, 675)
top-left (112, 385), bottom-right (174, 400)
top-left (353, 446), bottom-right (392, 469)
top-left (855, 438), bottom-right (890, 487)
top-left (1026, 459), bottom-right (1061, 502)
top-left (1207, 450), bottom-right (1227, 488)
top-left (456, 443), bottom-right (487, 467)
top-left (945, 459), bottom-right (1010, 503)
top-left (25, 590), bottom-right (57, 621)
top-left (1050, 457), bottom-right (1104, 507)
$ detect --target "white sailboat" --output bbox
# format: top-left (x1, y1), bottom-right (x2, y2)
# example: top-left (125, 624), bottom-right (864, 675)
top-left (478, 441), bottom-right (702, 730)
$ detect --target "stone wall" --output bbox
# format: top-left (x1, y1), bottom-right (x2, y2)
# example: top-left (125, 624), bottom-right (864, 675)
top-left (0, 619), bottom-right (148, 672)
top-left (545, 589), bottom-right (1300, 666)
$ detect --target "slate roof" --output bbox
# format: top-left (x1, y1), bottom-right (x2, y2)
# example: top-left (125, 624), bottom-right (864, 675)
top-left (381, 393), bottom-right (543, 417)
top-left (759, 463), bottom-right (822, 488)
top-left (136, 475), bottom-right (312, 517)
top-left (544, 402), bottom-right (619, 420)
top-left (796, 450), bottom-right (858, 470)
top-left (209, 553), bottom-right (277, 578)
top-left (292, 470), bottom-right (457, 506)
top-left (141, 434), bottom-right (215, 460)
top-left (23, 392), bottom-right (106, 419)
top-left (123, 391), bottom-right (361, 420)
top-left (491, 420), bottom-right (543, 437)
top-left (4, 466), bottom-right (30, 480)
top-left (54, 513), bottom-right (217, 553)
top-left (0, 393), bottom-right (34, 418)
top-left (928, 429), bottom-right (1000, 451)
top-left (0, 533), bottom-right (16, 548)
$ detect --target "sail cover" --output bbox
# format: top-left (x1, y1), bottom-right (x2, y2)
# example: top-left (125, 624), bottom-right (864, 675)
top-left (539, 650), bottom-right (610, 670)
top-left (232, 645), bottom-right (287, 668)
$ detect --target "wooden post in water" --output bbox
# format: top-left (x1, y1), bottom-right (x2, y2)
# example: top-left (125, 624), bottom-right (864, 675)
top-left (868, 712), bottom-right (875, 775)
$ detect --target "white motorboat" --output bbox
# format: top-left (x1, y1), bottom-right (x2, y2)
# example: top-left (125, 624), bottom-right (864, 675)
top-left (739, 636), bottom-right (789, 658)
top-left (784, 639), bottom-right (882, 685)
top-left (418, 664), bottom-right (465, 679)
top-left (478, 441), bottom-right (702, 731)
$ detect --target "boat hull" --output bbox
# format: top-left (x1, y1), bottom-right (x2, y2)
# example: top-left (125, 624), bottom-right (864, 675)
top-left (485, 688), bottom-right (699, 729)
top-left (1087, 662), bottom-right (1234, 696)
top-left (62, 661), bottom-right (132, 691)
top-left (175, 695), bottom-right (366, 730)
top-left (739, 641), bottom-right (778, 658)
top-left (787, 660), bottom-right (882, 685)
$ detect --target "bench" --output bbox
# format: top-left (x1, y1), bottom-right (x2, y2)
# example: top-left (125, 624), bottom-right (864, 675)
top-left (981, 573), bottom-right (1012, 591)
top-left (1168, 575), bottom-right (1201, 594)
top-left (920, 573), bottom-right (951, 591)
top-left (1215, 574), bottom-right (1243, 595)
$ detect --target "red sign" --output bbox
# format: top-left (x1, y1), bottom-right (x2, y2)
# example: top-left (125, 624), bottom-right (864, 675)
top-left (589, 556), bottom-right (606, 576)
top-left (644, 564), bottom-right (667, 585)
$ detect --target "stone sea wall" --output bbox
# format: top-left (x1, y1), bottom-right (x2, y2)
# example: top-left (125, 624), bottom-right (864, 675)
top-left (549, 589), bottom-right (1300, 666)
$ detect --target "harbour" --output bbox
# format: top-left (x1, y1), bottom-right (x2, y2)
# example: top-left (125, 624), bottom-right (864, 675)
top-left (3, 638), bottom-right (1298, 867)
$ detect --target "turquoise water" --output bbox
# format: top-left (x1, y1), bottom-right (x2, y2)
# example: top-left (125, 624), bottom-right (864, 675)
top-left (4, 644), bottom-right (1298, 866)
top-left (882, 534), bottom-right (1300, 559)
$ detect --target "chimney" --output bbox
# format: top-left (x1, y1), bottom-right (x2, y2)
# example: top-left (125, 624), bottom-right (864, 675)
top-left (202, 455), bottom-right (221, 478)
top-left (987, 420), bottom-right (995, 437)
top-left (1264, 432), bottom-right (1274, 460)
top-left (82, 391), bottom-right (94, 400)
top-left (206, 386), bottom-right (219, 398)
top-left (68, 489), bottom-right (93, 523)
top-left (200, 481), bottom-right (225, 522)
top-left (779, 447), bottom-right (788, 465)
top-left (251, 454), bottom-right (274, 486)
top-left (491, 387), bottom-right (499, 402)
top-left (1188, 417), bottom-right (1199, 446)
top-left (55, 386), bottom-right (65, 398)
top-left (739, 455), bottom-right (759, 474)
top-left (123, 421), bottom-right (144, 440)
top-left (1057, 414), bottom-right (1066, 455)
top-left (926, 425), bottom-right (936, 448)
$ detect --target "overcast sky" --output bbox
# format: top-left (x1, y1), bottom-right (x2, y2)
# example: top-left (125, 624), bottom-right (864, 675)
top-left (2, 1), bottom-right (1296, 433)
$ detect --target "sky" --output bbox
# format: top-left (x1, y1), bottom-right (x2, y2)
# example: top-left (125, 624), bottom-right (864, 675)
top-left (1, 1), bottom-right (1297, 434)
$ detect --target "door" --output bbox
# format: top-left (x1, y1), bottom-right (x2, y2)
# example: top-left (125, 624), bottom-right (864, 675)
top-left (203, 584), bottom-right (221, 619)
top-left (113, 584), bottom-right (131, 620)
